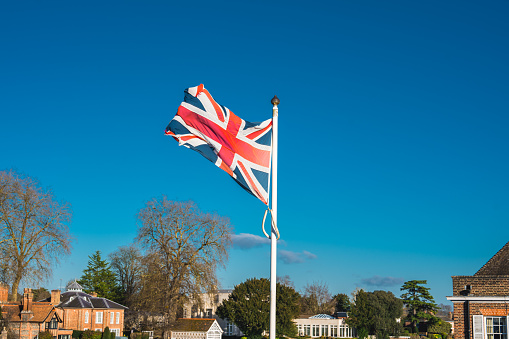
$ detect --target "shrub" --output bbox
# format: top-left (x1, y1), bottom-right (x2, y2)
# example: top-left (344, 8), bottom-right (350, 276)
top-left (357, 328), bottom-right (369, 339)
top-left (39, 331), bottom-right (53, 339)
top-left (103, 327), bottom-right (111, 339)
top-left (82, 329), bottom-right (102, 339)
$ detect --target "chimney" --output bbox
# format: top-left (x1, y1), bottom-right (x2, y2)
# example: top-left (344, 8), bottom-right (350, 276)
top-left (51, 290), bottom-right (61, 304)
top-left (21, 288), bottom-right (33, 321)
top-left (0, 284), bottom-right (8, 303)
top-left (22, 288), bottom-right (33, 311)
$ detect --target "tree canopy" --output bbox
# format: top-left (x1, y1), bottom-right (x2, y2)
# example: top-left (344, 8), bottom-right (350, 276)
top-left (32, 287), bottom-right (51, 301)
top-left (216, 278), bottom-right (301, 339)
top-left (0, 170), bottom-right (72, 301)
top-left (333, 293), bottom-right (352, 313)
top-left (135, 198), bottom-right (232, 328)
top-left (300, 281), bottom-right (333, 314)
top-left (79, 250), bottom-right (120, 302)
top-left (400, 280), bottom-right (439, 333)
top-left (347, 289), bottom-right (403, 339)
top-left (109, 244), bottom-right (142, 308)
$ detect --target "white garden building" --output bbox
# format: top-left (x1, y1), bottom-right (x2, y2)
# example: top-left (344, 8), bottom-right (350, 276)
top-left (170, 319), bottom-right (223, 339)
top-left (294, 314), bottom-right (357, 338)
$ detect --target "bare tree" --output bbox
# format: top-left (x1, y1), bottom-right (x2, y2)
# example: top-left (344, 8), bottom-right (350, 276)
top-left (110, 244), bottom-right (142, 305)
top-left (301, 281), bottom-right (334, 315)
top-left (0, 170), bottom-right (72, 300)
top-left (277, 275), bottom-right (295, 289)
top-left (136, 198), bottom-right (232, 328)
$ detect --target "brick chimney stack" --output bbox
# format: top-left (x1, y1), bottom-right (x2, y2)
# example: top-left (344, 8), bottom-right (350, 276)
top-left (21, 288), bottom-right (33, 321)
top-left (0, 284), bottom-right (8, 303)
top-left (22, 288), bottom-right (33, 312)
top-left (51, 290), bottom-right (61, 305)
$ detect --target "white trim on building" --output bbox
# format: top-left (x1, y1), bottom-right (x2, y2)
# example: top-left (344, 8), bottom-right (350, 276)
top-left (294, 315), bottom-right (356, 338)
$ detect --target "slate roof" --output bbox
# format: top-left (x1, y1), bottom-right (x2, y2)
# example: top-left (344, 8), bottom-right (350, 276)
top-left (66, 280), bottom-right (84, 291)
top-left (40, 291), bottom-right (127, 310)
top-left (475, 241), bottom-right (509, 276)
top-left (170, 319), bottom-right (217, 332)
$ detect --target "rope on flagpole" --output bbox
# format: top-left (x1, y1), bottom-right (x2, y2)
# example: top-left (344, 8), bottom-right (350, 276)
top-left (262, 208), bottom-right (280, 240)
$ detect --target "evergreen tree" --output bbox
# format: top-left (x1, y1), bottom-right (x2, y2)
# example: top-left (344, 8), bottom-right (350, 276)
top-left (216, 278), bottom-right (300, 339)
top-left (32, 287), bottom-right (50, 301)
top-left (400, 280), bottom-right (439, 333)
top-left (79, 251), bottom-right (121, 302)
top-left (102, 327), bottom-right (111, 339)
top-left (347, 289), bottom-right (403, 339)
top-left (333, 293), bottom-right (352, 313)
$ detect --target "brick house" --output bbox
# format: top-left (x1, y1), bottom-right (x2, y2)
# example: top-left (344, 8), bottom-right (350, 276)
top-left (0, 287), bottom-right (72, 339)
top-left (40, 281), bottom-right (127, 337)
top-left (447, 242), bottom-right (509, 339)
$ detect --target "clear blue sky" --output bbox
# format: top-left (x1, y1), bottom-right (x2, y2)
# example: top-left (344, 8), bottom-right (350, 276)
top-left (1, 0), bottom-right (508, 305)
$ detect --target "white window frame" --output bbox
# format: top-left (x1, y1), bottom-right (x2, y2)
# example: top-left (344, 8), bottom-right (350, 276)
top-left (96, 311), bottom-right (103, 324)
top-left (110, 312), bottom-right (114, 324)
top-left (331, 325), bottom-right (338, 338)
top-left (84, 311), bottom-right (89, 324)
top-left (312, 325), bottom-right (320, 337)
top-left (116, 312), bottom-right (120, 324)
top-left (226, 320), bottom-right (233, 335)
top-left (111, 329), bottom-right (121, 336)
top-left (485, 316), bottom-right (508, 339)
top-left (304, 325), bottom-right (310, 336)
top-left (321, 325), bottom-right (328, 337)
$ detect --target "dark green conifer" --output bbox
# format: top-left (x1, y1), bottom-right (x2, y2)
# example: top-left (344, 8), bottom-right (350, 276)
top-left (79, 251), bottom-right (121, 302)
top-left (400, 280), bottom-right (439, 333)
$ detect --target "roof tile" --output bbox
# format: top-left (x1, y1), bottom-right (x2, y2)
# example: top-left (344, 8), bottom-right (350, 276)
top-left (475, 242), bottom-right (509, 276)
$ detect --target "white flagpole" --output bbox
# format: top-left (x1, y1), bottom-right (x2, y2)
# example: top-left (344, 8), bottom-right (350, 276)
top-left (269, 95), bottom-right (279, 339)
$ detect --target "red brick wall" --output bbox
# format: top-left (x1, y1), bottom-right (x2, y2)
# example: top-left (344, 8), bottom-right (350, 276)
top-left (452, 276), bottom-right (509, 296)
top-left (56, 308), bottom-right (124, 333)
top-left (453, 301), bottom-right (509, 339)
top-left (0, 284), bottom-right (8, 303)
top-left (451, 274), bottom-right (509, 339)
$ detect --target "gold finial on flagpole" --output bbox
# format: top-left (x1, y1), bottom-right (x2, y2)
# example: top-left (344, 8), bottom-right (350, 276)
top-left (271, 95), bottom-right (280, 106)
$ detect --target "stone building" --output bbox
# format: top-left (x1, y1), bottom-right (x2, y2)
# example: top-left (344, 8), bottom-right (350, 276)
top-left (447, 242), bottom-right (509, 339)
top-left (181, 290), bottom-right (242, 337)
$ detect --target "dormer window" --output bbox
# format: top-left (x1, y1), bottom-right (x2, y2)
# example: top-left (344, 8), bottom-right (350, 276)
top-left (46, 317), bottom-right (58, 329)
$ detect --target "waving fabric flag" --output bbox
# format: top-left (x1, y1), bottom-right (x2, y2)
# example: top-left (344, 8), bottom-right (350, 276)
top-left (165, 84), bottom-right (272, 204)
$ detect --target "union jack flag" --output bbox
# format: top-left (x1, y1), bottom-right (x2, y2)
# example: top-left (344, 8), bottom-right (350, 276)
top-left (165, 84), bottom-right (272, 204)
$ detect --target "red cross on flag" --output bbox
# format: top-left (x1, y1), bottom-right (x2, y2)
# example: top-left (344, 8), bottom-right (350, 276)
top-left (165, 85), bottom-right (273, 204)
